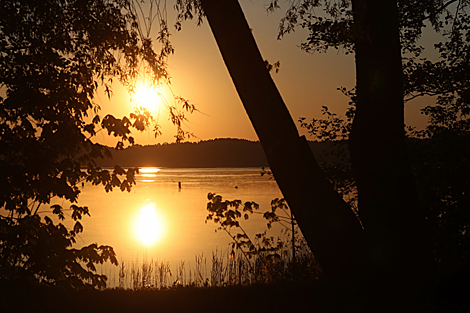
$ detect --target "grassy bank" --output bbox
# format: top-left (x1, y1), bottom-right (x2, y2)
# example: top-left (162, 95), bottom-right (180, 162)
top-left (1, 281), bottom-right (322, 313)
top-left (2, 276), bottom-right (468, 313)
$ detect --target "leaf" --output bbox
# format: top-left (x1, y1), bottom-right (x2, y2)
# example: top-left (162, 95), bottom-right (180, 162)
top-left (51, 204), bottom-right (65, 220)
top-left (86, 261), bottom-right (96, 271)
top-left (120, 180), bottom-right (130, 192)
top-left (111, 175), bottom-right (121, 187)
top-left (44, 216), bottom-right (53, 225)
top-left (51, 204), bottom-right (62, 214)
top-left (74, 221), bottom-right (84, 234)
top-left (84, 123), bottom-right (95, 135)
top-left (115, 141), bottom-right (124, 150)
top-left (133, 119), bottom-right (145, 131)
top-left (114, 165), bottom-right (125, 176)
top-left (126, 168), bottom-right (136, 183)
top-left (71, 209), bottom-right (81, 221)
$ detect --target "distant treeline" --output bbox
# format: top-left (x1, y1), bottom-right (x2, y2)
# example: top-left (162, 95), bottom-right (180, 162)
top-left (96, 138), bottom-right (341, 168)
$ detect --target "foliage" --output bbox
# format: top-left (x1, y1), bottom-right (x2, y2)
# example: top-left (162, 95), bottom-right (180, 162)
top-left (0, 213), bottom-right (117, 289)
top-left (268, 0), bottom-right (470, 127)
top-left (266, 1), bottom-right (452, 53)
top-left (407, 93), bottom-right (470, 266)
top-left (264, 60), bottom-right (281, 73)
top-left (299, 100), bottom-right (358, 215)
top-left (300, 98), bottom-right (470, 267)
top-left (205, 193), bottom-right (319, 283)
top-left (174, 0), bottom-right (204, 31)
top-left (264, 0), bottom-right (470, 135)
top-left (0, 0), bottom-right (194, 289)
top-left (206, 193), bottom-right (263, 260)
top-left (267, 0), bottom-right (470, 268)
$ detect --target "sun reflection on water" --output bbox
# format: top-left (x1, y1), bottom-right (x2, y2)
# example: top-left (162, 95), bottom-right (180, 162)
top-left (139, 167), bottom-right (160, 178)
top-left (135, 203), bottom-right (165, 246)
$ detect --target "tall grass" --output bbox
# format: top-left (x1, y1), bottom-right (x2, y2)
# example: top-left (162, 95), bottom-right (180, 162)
top-left (108, 242), bottom-right (320, 290)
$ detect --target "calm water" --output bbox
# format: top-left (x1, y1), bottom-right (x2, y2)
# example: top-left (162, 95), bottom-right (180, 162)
top-left (53, 167), bottom-right (283, 286)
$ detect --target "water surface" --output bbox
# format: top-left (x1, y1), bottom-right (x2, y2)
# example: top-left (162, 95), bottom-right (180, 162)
top-left (66, 167), bottom-right (283, 284)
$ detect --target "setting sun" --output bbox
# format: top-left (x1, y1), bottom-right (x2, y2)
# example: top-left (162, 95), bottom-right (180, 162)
top-left (136, 204), bottom-right (165, 246)
top-left (133, 85), bottom-right (162, 112)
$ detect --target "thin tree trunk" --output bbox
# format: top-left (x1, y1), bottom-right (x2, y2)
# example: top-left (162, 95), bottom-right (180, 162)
top-left (200, 0), bottom-right (363, 281)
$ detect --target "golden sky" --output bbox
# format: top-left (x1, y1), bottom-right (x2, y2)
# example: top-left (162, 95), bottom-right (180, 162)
top-left (95, 0), bottom-right (431, 147)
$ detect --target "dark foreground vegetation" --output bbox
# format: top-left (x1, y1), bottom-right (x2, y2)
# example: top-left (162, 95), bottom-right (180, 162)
top-left (1, 271), bottom-right (469, 313)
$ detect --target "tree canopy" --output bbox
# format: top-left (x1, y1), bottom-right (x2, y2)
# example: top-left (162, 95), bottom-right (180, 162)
top-left (267, 0), bottom-right (470, 116)
top-left (0, 0), bottom-right (194, 288)
top-left (269, 0), bottom-right (470, 268)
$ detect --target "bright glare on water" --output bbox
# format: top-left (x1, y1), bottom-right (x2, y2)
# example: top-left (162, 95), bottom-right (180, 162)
top-left (136, 203), bottom-right (165, 246)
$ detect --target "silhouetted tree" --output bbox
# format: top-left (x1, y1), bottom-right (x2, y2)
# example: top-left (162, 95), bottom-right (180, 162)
top-left (276, 0), bottom-right (470, 275)
top-left (347, 0), bottom-right (430, 283)
top-left (197, 0), bottom-right (362, 283)
top-left (0, 0), bottom-right (193, 288)
top-left (180, 0), bottom-right (468, 287)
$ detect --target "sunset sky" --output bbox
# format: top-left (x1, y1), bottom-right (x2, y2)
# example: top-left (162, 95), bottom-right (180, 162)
top-left (95, 0), bottom-right (434, 147)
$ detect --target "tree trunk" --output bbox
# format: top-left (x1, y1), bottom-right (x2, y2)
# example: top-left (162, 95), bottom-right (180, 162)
top-left (349, 0), bottom-right (431, 281)
top-left (200, 0), bottom-right (363, 282)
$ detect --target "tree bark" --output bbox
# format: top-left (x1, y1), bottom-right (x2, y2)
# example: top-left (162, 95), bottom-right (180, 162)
top-left (200, 0), bottom-right (363, 281)
top-left (350, 0), bottom-right (431, 281)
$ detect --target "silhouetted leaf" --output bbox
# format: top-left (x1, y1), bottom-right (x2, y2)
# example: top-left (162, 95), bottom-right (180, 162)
top-left (73, 221), bottom-right (83, 234)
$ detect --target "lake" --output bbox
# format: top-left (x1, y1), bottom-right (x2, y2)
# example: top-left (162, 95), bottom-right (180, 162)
top-left (56, 167), bottom-right (284, 287)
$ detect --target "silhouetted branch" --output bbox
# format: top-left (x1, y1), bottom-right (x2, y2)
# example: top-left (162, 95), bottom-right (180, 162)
top-left (422, 0), bottom-right (459, 22)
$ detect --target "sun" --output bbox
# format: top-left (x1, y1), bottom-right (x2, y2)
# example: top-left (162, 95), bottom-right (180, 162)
top-left (133, 85), bottom-right (161, 112)
top-left (135, 204), bottom-right (165, 246)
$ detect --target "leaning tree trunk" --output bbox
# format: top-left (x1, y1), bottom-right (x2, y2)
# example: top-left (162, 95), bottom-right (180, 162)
top-left (199, 0), bottom-right (363, 282)
top-left (349, 0), bottom-right (432, 281)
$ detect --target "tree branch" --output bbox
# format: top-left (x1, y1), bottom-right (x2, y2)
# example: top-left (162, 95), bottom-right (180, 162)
top-left (422, 0), bottom-right (459, 22)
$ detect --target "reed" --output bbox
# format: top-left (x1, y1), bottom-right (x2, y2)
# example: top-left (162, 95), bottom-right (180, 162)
top-left (106, 242), bottom-right (319, 290)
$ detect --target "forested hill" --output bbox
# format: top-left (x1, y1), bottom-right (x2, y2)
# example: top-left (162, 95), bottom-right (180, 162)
top-left (96, 138), bottom-right (338, 168)
top-left (97, 138), bottom-right (268, 168)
